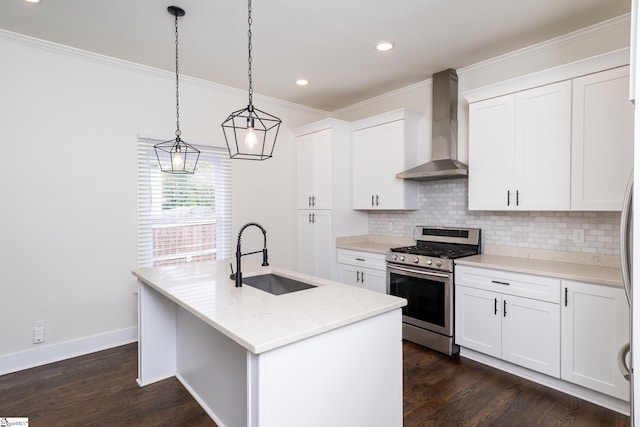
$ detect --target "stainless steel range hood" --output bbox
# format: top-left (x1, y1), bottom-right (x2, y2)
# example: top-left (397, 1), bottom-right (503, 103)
top-left (396, 69), bottom-right (468, 181)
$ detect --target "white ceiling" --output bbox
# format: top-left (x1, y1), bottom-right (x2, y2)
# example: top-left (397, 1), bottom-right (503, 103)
top-left (0, 0), bottom-right (631, 112)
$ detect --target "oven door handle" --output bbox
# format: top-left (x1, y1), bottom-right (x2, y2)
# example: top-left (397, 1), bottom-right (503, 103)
top-left (387, 265), bottom-right (450, 278)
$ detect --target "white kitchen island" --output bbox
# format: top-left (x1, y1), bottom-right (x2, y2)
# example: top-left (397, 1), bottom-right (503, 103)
top-left (132, 260), bottom-right (406, 427)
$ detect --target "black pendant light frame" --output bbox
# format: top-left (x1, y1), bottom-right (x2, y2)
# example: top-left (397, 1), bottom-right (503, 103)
top-left (222, 0), bottom-right (281, 161)
top-left (155, 6), bottom-right (200, 174)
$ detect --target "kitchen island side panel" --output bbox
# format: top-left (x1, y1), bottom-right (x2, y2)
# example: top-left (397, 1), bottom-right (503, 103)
top-left (137, 281), bottom-right (177, 386)
top-left (254, 309), bottom-right (403, 427)
top-left (176, 306), bottom-right (247, 427)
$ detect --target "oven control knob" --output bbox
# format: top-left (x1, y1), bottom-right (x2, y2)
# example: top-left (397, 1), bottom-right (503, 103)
top-left (391, 254), bottom-right (397, 260)
top-left (426, 259), bottom-right (432, 265)
top-left (435, 260), bottom-right (442, 268)
top-left (412, 257), bottom-right (419, 264)
top-left (400, 256), bottom-right (405, 262)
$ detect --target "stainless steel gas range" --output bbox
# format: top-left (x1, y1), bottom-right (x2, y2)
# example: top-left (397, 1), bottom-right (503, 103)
top-left (386, 226), bottom-right (481, 355)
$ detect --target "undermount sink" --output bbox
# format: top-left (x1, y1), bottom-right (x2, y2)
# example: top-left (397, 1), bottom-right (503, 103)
top-left (243, 274), bottom-right (317, 295)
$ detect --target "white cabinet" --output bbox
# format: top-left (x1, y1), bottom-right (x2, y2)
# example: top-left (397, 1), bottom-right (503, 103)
top-left (561, 280), bottom-right (630, 400)
top-left (468, 81), bottom-right (572, 210)
top-left (455, 265), bottom-right (561, 377)
top-left (297, 211), bottom-right (334, 280)
top-left (296, 129), bottom-right (333, 209)
top-left (336, 249), bottom-right (387, 293)
top-left (571, 66), bottom-right (634, 211)
top-left (352, 110), bottom-right (420, 210)
top-left (294, 120), bottom-right (367, 280)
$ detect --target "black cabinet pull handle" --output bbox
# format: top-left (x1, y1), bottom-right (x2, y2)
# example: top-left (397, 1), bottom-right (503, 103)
top-left (356, 271), bottom-right (360, 282)
top-left (376, 195), bottom-right (379, 206)
top-left (361, 271), bottom-right (365, 282)
top-left (312, 196), bottom-right (316, 206)
top-left (491, 280), bottom-right (510, 286)
top-left (308, 196), bottom-right (312, 207)
top-left (507, 190), bottom-right (511, 206)
top-left (494, 298), bottom-right (498, 315)
top-left (371, 195), bottom-right (375, 206)
top-left (355, 258), bottom-right (365, 261)
top-left (503, 300), bottom-right (507, 317)
top-left (565, 287), bottom-right (568, 306)
top-left (516, 190), bottom-right (520, 206)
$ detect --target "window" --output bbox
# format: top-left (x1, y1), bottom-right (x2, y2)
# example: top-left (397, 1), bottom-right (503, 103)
top-left (137, 136), bottom-right (231, 267)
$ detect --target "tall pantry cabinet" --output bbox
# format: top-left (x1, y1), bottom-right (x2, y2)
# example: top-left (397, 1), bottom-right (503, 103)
top-left (294, 119), bottom-right (367, 280)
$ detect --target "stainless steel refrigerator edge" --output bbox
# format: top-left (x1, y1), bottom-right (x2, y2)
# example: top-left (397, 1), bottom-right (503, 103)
top-left (621, 171), bottom-right (634, 423)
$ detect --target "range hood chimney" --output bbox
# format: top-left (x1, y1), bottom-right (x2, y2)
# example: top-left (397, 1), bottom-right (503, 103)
top-left (396, 69), bottom-right (468, 181)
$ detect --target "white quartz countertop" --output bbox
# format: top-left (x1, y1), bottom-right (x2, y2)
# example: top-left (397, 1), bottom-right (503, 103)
top-left (132, 260), bottom-right (406, 354)
top-left (336, 235), bottom-right (414, 255)
top-left (455, 254), bottom-right (623, 288)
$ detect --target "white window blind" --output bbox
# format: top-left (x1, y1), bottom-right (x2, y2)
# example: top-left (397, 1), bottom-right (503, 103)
top-left (137, 136), bottom-right (231, 268)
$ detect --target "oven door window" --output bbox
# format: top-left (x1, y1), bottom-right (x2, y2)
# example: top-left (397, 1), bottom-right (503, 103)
top-left (388, 267), bottom-right (451, 335)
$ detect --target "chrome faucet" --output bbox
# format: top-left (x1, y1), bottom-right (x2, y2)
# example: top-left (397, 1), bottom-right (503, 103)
top-left (230, 222), bottom-right (269, 287)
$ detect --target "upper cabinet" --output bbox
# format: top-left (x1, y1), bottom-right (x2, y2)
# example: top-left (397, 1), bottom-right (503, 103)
top-left (469, 81), bottom-right (572, 210)
top-left (352, 110), bottom-right (421, 210)
top-left (468, 65), bottom-right (634, 211)
top-left (296, 129), bottom-right (334, 209)
top-left (571, 66), bottom-right (634, 211)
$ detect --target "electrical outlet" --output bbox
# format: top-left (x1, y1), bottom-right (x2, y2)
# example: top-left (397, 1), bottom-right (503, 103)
top-left (572, 229), bottom-right (586, 245)
top-left (33, 320), bottom-right (45, 344)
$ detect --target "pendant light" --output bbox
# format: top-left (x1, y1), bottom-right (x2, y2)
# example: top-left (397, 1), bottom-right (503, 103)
top-left (154, 6), bottom-right (200, 174)
top-left (221, 0), bottom-right (281, 161)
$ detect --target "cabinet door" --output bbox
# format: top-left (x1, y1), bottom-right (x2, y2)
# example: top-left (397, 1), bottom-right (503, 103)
top-left (337, 264), bottom-right (366, 289)
top-left (352, 120), bottom-right (418, 210)
top-left (514, 81), bottom-right (571, 210)
top-left (455, 285), bottom-right (502, 358)
top-left (501, 295), bottom-right (560, 378)
top-left (296, 130), bottom-right (332, 209)
top-left (297, 211), bottom-right (333, 280)
top-left (352, 127), bottom-right (381, 209)
top-left (371, 121), bottom-right (406, 209)
top-left (561, 281), bottom-right (630, 400)
top-left (468, 94), bottom-right (515, 210)
top-left (571, 66), bottom-right (634, 210)
top-left (361, 267), bottom-right (387, 294)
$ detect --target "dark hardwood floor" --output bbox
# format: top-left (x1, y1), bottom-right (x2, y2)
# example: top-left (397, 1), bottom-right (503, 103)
top-left (0, 341), bottom-right (630, 426)
top-left (403, 341), bottom-right (630, 426)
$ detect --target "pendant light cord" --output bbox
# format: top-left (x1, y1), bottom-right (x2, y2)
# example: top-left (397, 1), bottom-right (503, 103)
top-left (247, 0), bottom-right (253, 108)
top-left (174, 11), bottom-right (181, 138)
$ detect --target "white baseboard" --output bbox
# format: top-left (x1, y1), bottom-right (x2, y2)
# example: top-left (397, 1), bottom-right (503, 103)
top-left (0, 326), bottom-right (137, 376)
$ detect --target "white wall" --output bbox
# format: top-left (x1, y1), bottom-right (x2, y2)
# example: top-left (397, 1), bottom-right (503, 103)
top-left (0, 31), bottom-right (326, 367)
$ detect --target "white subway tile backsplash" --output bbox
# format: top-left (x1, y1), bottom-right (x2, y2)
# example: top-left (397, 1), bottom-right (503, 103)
top-left (367, 180), bottom-right (621, 256)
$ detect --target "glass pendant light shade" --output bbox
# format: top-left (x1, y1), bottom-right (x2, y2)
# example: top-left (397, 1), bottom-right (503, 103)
top-left (222, 0), bottom-right (281, 161)
top-left (155, 5), bottom-right (200, 174)
top-left (222, 105), bottom-right (281, 160)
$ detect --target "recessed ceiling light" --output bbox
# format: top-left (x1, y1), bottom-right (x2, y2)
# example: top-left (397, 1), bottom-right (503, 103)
top-left (376, 42), bottom-right (394, 52)
top-left (23, 0), bottom-right (41, 3)
top-left (296, 79), bottom-right (309, 86)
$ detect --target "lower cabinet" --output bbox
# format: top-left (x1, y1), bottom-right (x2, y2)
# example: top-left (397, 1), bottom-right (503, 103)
top-left (336, 249), bottom-right (387, 293)
top-left (455, 265), bottom-right (631, 401)
top-left (561, 280), bottom-right (630, 401)
top-left (455, 282), bottom-right (560, 377)
top-left (297, 210), bottom-right (333, 280)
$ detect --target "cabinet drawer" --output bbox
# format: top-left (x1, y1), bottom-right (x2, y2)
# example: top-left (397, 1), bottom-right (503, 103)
top-left (455, 265), bottom-right (560, 304)
top-left (337, 249), bottom-right (386, 270)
